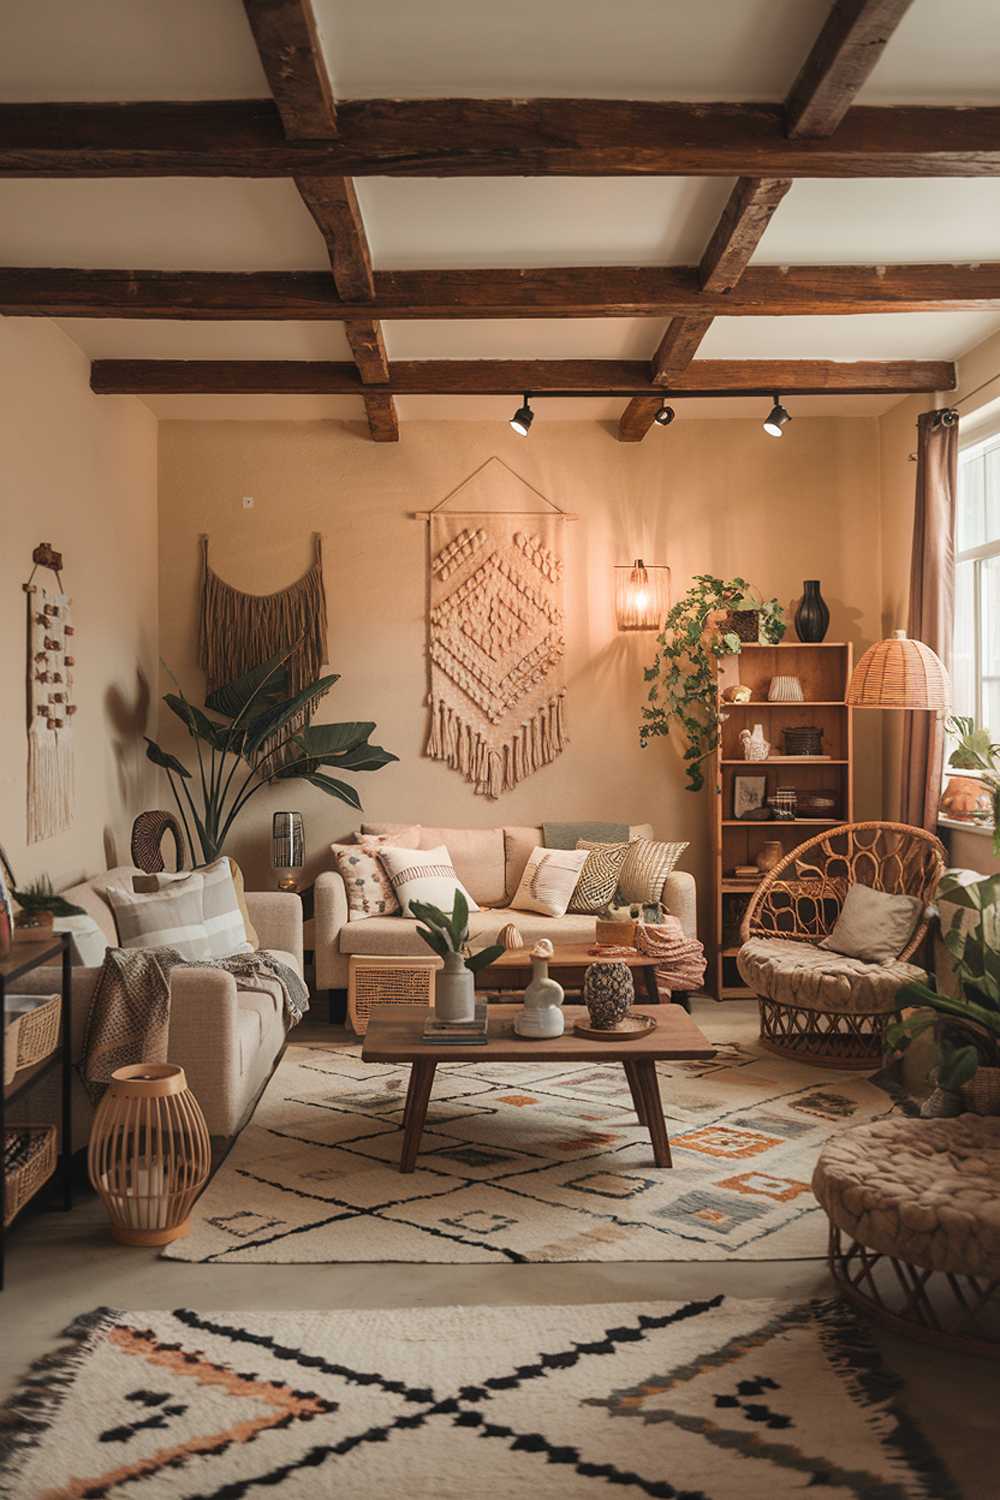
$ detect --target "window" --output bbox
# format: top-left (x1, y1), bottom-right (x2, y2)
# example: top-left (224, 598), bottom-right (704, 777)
top-left (954, 433), bottom-right (1000, 741)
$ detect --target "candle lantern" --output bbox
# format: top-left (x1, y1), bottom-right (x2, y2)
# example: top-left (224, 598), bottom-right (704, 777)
top-left (614, 559), bottom-right (670, 632)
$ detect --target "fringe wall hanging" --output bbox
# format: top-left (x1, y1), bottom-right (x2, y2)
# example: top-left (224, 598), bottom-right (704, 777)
top-left (420, 461), bottom-right (572, 799)
top-left (23, 543), bottom-right (75, 843)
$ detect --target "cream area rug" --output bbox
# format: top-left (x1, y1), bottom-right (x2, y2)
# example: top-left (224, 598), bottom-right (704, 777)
top-left (0, 1300), bottom-right (956, 1499)
top-left (165, 1009), bottom-right (895, 1265)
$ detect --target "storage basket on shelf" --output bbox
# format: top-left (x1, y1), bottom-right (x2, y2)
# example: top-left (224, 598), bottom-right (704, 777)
top-left (797, 789), bottom-right (839, 818)
top-left (3, 1012), bottom-right (21, 1087)
top-left (347, 955), bottom-right (437, 1036)
top-left (782, 725), bottom-right (824, 756)
top-left (3, 1124), bottom-right (57, 1227)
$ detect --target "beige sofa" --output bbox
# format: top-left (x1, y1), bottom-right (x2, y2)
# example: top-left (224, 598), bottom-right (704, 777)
top-left (15, 865), bottom-right (304, 1144)
top-left (314, 823), bottom-right (697, 992)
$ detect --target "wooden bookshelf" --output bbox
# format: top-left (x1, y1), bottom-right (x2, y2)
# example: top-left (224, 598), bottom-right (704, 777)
top-left (710, 642), bottom-right (854, 1000)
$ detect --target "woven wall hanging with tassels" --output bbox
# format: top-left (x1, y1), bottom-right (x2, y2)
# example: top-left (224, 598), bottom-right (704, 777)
top-left (199, 534), bottom-right (329, 757)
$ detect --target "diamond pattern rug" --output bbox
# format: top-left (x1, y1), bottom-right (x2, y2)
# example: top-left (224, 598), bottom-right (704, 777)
top-left (165, 1008), bottom-right (895, 1264)
top-left (0, 1300), bottom-right (956, 1498)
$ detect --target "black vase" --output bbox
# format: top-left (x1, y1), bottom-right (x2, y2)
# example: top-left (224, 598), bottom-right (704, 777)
top-left (795, 580), bottom-right (830, 643)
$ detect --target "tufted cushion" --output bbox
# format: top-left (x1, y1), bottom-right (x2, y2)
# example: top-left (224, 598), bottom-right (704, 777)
top-left (737, 937), bottom-right (925, 1014)
top-left (812, 1116), bottom-right (1000, 1278)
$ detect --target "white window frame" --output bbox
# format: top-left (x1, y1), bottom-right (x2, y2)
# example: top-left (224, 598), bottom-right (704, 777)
top-left (955, 430), bottom-right (1000, 739)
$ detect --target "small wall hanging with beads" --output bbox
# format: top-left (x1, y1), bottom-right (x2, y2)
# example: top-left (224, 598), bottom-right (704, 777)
top-left (23, 542), bottom-right (76, 843)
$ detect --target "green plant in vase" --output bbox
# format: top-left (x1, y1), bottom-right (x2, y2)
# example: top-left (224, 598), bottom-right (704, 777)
top-left (412, 892), bottom-right (506, 1023)
top-left (639, 575), bottom-right (785, 791)
top-left (144, 648), bottom-right (397, 865)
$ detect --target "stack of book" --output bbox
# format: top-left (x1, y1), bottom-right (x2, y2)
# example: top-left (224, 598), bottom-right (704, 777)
top-left (422, 1001), bottom-right (489, 1045)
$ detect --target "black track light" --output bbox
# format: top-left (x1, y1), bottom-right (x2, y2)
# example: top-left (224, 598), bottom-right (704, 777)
top-left (763, 394), bottom-right (791, 438)
top-left (653, 402), bottom-right (676, 427)
top-left (510, 393), bottom-right (534, 436)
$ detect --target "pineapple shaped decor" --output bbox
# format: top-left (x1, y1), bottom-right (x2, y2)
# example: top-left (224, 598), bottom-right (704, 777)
top-left (583, 960), bottom-right (634, 1030)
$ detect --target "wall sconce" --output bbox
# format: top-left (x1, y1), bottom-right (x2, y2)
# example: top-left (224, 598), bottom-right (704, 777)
top-left (272, 810), bottom-right (304, 891)
top-left (615, 559), bottom-right (670, 632)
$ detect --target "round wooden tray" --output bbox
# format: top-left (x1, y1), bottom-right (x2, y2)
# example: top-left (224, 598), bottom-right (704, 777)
top-left (573, 1013), bottom-right (657, 1041)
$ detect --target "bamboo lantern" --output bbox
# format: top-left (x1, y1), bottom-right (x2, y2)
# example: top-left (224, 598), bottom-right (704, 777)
top-left (846, 629), bottom-right (950, 712)
top-left (615, 560), bottom-right (670, 632)
top-left (88, 1063), bottom-right (211, 1246)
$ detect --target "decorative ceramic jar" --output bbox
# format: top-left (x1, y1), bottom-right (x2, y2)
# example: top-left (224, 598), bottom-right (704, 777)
top-left (756, 840), bottom-right (784, 875)
top-left (583, 961), bottom-right (634, 1029)
top-left (940, 775), bottom-right (994, 823)
top-left (739, 723), bottom-right (771, 761)
top-left (795, 580), bottom-right (830, 643)
top-left (435, 950), bottom-right (476, 1023)
top-left (514, 939), bottom-right (565, 1039)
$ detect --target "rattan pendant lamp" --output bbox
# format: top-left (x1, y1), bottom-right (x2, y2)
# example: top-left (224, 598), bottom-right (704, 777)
top-left (846, 629), bottom-right (950, 712)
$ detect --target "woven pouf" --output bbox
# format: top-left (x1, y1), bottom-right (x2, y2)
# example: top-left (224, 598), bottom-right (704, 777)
top-left (813, 1116), bottom-right (1000, 1356)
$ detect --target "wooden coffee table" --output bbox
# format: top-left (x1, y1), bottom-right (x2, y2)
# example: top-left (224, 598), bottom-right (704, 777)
top-left (361, 1003), bottom-right (715, 1173)
top-left (474, 944), bottom-right (675, 1007)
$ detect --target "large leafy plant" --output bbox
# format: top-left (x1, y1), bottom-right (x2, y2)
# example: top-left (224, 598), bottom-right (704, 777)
top-left (145, 649), bottom-right (397, 865)
top-left (945, 714), bottom-right (1000, 854)
top-left (639, 575), bottom-right (785, 792)
top-left (411, 892), bottom-right (505, 974)
top-left (887, 870), bottom-right (1000, 1094)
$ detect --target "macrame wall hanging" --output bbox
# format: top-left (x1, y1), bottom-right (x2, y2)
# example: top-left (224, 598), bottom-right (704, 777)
top-left (199, 533), bottom-right (329, 757)
top-left (416, 457), bottom-right (575, 799)
top-left (23, 542), bottom-right (76, 843)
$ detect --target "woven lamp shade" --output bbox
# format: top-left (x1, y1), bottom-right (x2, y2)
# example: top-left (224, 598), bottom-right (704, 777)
top-left (846, 630), bottom-right (950, 711)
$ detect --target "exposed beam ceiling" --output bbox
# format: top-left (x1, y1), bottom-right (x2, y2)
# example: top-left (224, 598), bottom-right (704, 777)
top-left (89, 358), bottom-right (955, 397)
top-left (786, 0), bottom-right (916, 139)
top-left (5, 99), bottom-right (1000, 178)
top-left (241, 0), bottom-right (337, 140)
top-left (7, 264), bottom-right (1000, 320)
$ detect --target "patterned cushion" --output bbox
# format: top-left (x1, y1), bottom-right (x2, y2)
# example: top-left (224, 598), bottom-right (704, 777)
top-left (377, 844), bottom-right (480, 918)
top-left (132, 857), bottom-right (252, 957)
top-left (331, 829), bottom-right (419, 921)
top-left (569, 841), bottom-right (632, 913)
top-left (737, 937), bottom-right (926, 1015)
top-left (510, 846), bottom-right (588, 918)
top-left (105, 873), bottom-right (213, 960)
top-left (580, 837), bottom-right (689, 905)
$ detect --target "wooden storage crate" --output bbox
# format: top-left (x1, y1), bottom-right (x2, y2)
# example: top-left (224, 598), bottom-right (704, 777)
top-left (347, 956), bottom-right (437, 1036)
top-left (3, 1124), bottom-right (57, 1227)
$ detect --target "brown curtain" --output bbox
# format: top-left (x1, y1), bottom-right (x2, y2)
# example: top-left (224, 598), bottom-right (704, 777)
top-left (899, 409), bottom-right (958, 830)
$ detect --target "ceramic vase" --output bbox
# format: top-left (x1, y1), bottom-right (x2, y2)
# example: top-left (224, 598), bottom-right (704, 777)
top-left (514, 951), bottom-right (565, 1038)
top-left (795, 580), bottom-right (830, 643)
top-left (756, 840), bottom-right (784, 875)
top-left (583, 961), bottom-right (634, 1029)
top-left (739, 723), bottom-right (771, 761)
top-left (435, 951), bottom-right (476, 1023)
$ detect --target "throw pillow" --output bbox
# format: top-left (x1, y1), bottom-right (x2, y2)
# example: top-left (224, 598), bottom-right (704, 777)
top-left (106, 873), bottom-right (212, 960)
top-left (376, 844), bottom-right (479, 918)
top-left (132, 856), bottom-right (251, 958)
top-left (820, 883), bottom-right (924, 964)
top-left (579, 837), bottom-right (689, 905)
top-left (569, 840), bottom-right (632, 913)
top-left (339, 828), bottom-right (422, 921)
top-left (510, 846), bottom-right (588, 918)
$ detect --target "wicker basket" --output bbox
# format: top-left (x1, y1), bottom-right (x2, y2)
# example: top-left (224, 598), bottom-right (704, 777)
top-left (3, 1124), bottom-right (57, 1227)
top-left (347, 956), bottom-right (437, 1036)
top-left (782, 725), bottom-right (825, 756)
top-left (3, 1011), bottom-right (22, 1087)
top-left (9, 994), bottom-right (61, 1072)
top-left (963, 1067), bottom-right (1000, 1117)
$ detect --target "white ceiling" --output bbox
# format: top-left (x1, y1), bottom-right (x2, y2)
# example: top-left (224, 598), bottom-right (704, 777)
top-left (2, 0), bottom-right (999, 423)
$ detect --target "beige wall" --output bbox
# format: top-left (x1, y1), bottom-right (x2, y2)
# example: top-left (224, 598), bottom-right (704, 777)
top-left (157, 415), bottom-right (885, 921)
top-left (0, 318), bottom-right (158, 891)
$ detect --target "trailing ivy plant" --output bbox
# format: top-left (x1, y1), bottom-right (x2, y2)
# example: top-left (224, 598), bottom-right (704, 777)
top-left (639, 574), bottom-right (785, 792)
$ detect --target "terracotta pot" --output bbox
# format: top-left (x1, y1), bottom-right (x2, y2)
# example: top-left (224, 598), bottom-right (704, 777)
top-left (940, 774), bottom-right (993, 822)
top-left (756, 840), bottom-right (784, 875)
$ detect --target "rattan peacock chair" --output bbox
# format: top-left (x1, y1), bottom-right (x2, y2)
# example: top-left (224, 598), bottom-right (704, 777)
top-left (738, 820), bottom-right (946, 1068)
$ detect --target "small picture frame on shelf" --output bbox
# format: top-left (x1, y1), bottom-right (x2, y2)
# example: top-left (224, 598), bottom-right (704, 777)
top-left (733, 774), bottom-right (767, 818)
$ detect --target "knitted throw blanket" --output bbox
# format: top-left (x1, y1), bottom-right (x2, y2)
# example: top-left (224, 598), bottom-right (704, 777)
top-left (81, 948), bottom-right (309, 1103)
top-left (636, 918), bottom-right (707, 998)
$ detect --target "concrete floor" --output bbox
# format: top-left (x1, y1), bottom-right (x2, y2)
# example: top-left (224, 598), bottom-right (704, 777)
top-left (1, 1003), bottom-right (995, 1496)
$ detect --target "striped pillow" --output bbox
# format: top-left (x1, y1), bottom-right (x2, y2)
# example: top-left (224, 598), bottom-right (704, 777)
top-left (377, 844), bottom-right (479, 918)
top-left (578, 837), bottom-right (689, 905)
top-left (510, 846), bottom-right (588, 918)
top-left (106, 873), bottom-right (212, 960)
top-left (569, 840), bottom-right (632, 913)
top-left (132, 857), bottom-right (252, 957)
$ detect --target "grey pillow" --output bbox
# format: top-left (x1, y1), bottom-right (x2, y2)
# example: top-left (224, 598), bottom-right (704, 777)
top-left (819, 883), bottom-right (924, 964)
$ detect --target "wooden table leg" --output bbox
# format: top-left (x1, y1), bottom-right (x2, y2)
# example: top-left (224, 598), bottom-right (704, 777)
top-left (642, 965), bottom-right (661, 1005)
top-left (400, 1061), bottom-right (436, 1173)
top-left (623, 1060), bottom-right (646, 1124)
top-left (633, 1059), bottom-right (672, 1168)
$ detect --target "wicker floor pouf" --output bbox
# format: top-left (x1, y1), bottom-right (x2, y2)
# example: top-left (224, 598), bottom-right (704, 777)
top-left (813, 1116), bottom-right (1000, 1356)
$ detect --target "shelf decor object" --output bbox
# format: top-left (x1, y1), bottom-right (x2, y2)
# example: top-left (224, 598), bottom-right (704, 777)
top-left (846, 630), bottom-right (950, 711)
top-left (795, 580), bottom-right (830, 643)
top-left (3, 1125), bottom-right (56, 1228)
top-left (88, 1063), bottom-right (211, 1247)
top-left (783, 725), bottom-right (825, 756)
top-left (615, 559), bottom-right (670, 632)
top-left (271, 811), bottom-right (304, 892)
top-left (768, 675), bottom-right (804, 702)
top-left (22, 542), bottom-right (76, 845)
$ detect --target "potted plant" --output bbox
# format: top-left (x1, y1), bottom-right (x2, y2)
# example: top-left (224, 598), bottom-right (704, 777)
top-left (9, 875), bottom-right (85, 935)
top-left (726, 586), bottom-right (787, 646)
top-left (144, 648), bottom-right (397, 865)
top-left (639, 575), bottom-right (786, 791)
top-left (887, 870), bottom-right (1000, 1115)
top-left (411, 892), bottom-right (505, 1022)
top-left (941, 715), bottom-right (1000, 854)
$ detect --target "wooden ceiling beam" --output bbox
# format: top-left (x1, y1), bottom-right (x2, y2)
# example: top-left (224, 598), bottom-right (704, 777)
top-left (8, 264), bottom-right (1000, 319)
top-left (5, 99), bottom-right (1000, 177)
top-left (241, 0), bottom-right (337, 139)
top-left (89, 358), bottom-right (955, 397)
top-left (786, 0), bottom-right (916, 139)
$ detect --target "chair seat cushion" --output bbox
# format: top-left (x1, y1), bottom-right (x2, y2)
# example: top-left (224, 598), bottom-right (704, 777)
top-left (812, 1116), bottom-right (1000, 1277)
top-left (737, 937), bottom-right (925, 1014)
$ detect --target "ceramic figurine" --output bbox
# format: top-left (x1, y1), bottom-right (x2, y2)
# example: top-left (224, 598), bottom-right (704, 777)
top-left (583, 960), bottom-right (634, 1029)
top-left (739, 723), bottom-right (771, 761)
top-left (497, 921), bottom-right (525, 950)
top-left (514, 938), bottom-right (565, 1038)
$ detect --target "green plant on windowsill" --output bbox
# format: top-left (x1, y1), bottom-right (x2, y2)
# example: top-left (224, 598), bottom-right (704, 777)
top-left (639, 574), bottom-right (786, 792)
top-left (945, 714), bottom-right (1000, 854)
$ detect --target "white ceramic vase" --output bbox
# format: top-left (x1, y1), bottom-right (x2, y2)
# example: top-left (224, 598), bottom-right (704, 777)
top-left (739, 723), bottom-right (771, 761)
top-left (435, 951), bottom-right (476, 1023)
top-left (515, 953), bottom-right (565, 1039)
